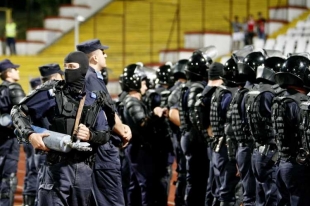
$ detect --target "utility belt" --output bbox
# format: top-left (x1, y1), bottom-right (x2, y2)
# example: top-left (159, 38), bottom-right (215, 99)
top-left (278, 149), bottom-right (299, 164)
top-left (238, 140), bottom-right (253, 148)
top-left (254, 143), bottom-right (278, 158)
top-left (46, 151), bottom-right (95, 167)
top-left (279, 155), bottom-right (298, 163)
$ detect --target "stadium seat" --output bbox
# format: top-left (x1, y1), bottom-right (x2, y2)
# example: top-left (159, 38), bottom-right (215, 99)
top-left (295, 37), bottom-right (308, 53)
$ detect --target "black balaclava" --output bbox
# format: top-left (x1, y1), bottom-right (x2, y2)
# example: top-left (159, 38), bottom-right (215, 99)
top-left (64, 51), bottom-right (89, 93)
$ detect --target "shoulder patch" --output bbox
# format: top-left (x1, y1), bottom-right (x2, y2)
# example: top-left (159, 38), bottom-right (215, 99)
top-left (91, 92), bottom-right (97, 99)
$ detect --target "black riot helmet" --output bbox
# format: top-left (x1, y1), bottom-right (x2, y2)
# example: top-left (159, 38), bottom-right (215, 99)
top-left (185, 51), bottom-right (209, 81)
top-left (156, 62), bottom-right (174, 87)
top-left (243, 51), bottom-right (266, 72)
top-left (275, 55), bottom-right (310, 88)
top-left (256, 57), bottom-right (285, 84)
top-left (122, 63), bottom-right (142, 92)
top-left (229, 53), bottom-right (255, 83)
top-left (142, 66), bottom-right (157, 89)
top-left (242, 51), bottom-right (265, 83)
top-left (101, 67), bottom-right (109, 85)
top-left (222, 57), bottom-right (246, 86)
top-left (173, 59), bottom-right (188, 80)
top-left (134, 62), bottom-right (148, 81)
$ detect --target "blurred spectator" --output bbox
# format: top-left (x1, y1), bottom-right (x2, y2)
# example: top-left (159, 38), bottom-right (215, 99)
top-left (5, 19), bottom-right (17, 55)
top-left (242, 17), bottom-right (248, 46)
top-left (224, 15), bottom-right (244, 51)
top-left (246, 14), bottom-right (255, 45)
top-left (256, 12), bottom-right (266, 41)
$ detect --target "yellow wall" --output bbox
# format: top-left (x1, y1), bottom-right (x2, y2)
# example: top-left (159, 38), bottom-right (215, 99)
top-left (1, 0), bottom-right (292, 92)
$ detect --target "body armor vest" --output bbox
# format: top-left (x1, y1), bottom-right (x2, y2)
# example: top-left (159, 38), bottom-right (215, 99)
top-left (50, 83), bottom-right (110, 137)
top-left (272, 92), bottom-right (308, 157)
top-left (123, 95), bottom-right (168, 148)
top-left (168, 83), bottom-right (182, 108)
top-left (244, 83), bottom-right (276, 144)
top-left (160, 90), bottom-right (171, 108)
top-left (167, 82), bottom-right (183, 137)
top-left (300, 101), bottom-right (310, 159)
top-left (194, 86), bottom-right (215, 139)
top-left (188, 82), bottom-right (205, 130)
top-left (179, 82), bottom-right (191, 132)
top-left (231, 87), bottom-right (250, 142)
top-left (123, 95), bottom-right (148, 144)
top-left (143, 89), bottom-right (160, 111)
top-left (210, 85), bottom-right (238, 138)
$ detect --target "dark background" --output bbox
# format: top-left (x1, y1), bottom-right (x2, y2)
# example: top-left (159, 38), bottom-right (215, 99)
top-left (0, 0), bottom-right (71, 39)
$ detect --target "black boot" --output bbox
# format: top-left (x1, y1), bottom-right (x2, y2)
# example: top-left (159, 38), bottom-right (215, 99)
top-left (23, 195), bottom-right (36, 206)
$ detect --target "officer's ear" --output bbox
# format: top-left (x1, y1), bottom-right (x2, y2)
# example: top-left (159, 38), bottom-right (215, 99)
top-left (88, 50), bottom-right (99, 64)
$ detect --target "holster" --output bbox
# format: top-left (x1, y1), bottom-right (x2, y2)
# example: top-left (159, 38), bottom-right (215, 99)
top-left (213, 136), bottom-right (225, 153)
top-left (226, 136), bottom-right (237, 161)
top-left (258, 144), bottom-right (270, 156)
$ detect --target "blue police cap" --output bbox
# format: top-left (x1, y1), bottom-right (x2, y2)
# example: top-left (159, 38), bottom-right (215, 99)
top-left (76, 39), bottom-right (109, 54)
top-left (29, 77), bottom-right (42, 89)
top-left (39, 63), bottom-right (64, 77)
top-left (0, 59), bottom-right (19, 73)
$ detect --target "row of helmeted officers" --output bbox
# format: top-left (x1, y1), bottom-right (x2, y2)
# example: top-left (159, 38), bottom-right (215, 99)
top-left (116, 45), bottom-right (310, 206)
top-left (1, 39), bottom-right (310, 206)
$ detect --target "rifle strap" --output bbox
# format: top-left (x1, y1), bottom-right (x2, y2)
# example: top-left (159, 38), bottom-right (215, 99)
top-left (72, 95), bottom-right (86, 138)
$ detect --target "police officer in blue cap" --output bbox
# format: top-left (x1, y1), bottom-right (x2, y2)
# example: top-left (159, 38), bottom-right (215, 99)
top-left (22, 64), bottom-right (64, 206)
top-left (22, 77), bottom-right (42, 206)
top-left (39, 63), bottom-right (64, 83)
top-left (30, 78), bottom-right (42, 90)
top-left (0, 59), bottom-right (26, 206)
top-left (77, 39), bottom-right (132, 206)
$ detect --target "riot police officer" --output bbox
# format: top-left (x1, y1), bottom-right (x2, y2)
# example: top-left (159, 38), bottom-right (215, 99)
top-left (11, 51), bottom-right (112, 206)
top-left (22, 77), bottom-right (42, 206)
top-left (244, 54), bottom-right (285, 206)
top-left (272, 54), bottom-right (310, 205)
top-left (232, 51), bottom-right (264, 206)
top-left (194, 61), bottom-right (223, 206)
top-left (168, 59), bottom-right (187, 206)
top-left (0, 59), bottom-right (26, 206)
top-left (207, 61), bottom-right (240, 206)
top-left (179, 50), bottom-right (210, 206)
top-left (22, 64), bottom-right (64, 206)
top-left (154, 62), bottom-right (176, 199)
top-left (122, 63), bottom-right (167, 206)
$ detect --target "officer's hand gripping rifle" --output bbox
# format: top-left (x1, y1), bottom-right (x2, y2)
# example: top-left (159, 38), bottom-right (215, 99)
top-left (30, 95), bottom-right (92, 153)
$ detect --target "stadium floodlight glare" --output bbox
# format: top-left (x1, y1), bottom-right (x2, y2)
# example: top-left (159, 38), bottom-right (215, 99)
top-left (74, 14), bottom-right (85, 50)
